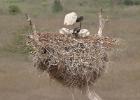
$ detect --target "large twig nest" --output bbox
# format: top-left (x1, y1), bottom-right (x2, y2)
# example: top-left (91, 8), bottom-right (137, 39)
top-left (28, 32), bottom-right (115, 90)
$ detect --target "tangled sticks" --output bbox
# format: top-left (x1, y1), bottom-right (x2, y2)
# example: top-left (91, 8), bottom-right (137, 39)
top-left (26, 10), bottom-right (116, 100)
top-left (29, 32), bottom-right (115, 89)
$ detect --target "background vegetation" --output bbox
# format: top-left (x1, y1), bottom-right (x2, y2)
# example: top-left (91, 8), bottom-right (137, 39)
top-left (0, 0), bottom-right (140, 100)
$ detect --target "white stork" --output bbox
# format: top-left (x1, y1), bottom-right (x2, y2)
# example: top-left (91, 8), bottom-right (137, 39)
top-left (60, 12), bottom-right (90, 37)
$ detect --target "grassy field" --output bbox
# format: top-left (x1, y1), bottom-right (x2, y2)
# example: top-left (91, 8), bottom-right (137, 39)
top-left (0, 0), bottom-right (140, 100)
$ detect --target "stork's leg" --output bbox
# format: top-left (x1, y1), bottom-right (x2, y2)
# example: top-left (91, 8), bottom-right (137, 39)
top-left (80, 22), bottom-right (82, 29)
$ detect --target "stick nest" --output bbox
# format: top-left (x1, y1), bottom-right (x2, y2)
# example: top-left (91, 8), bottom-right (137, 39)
top-left (28, 32), bottom-right (116, 89)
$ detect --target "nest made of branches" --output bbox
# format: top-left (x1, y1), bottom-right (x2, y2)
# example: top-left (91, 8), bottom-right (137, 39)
top-left (27, 32), bottom-right (116, 90)
top-left (25, 10), bottom-right (117, 90)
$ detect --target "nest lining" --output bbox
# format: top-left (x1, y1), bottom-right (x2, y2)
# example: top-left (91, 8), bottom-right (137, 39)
top-left (29, 32), bottom-right (115, 89)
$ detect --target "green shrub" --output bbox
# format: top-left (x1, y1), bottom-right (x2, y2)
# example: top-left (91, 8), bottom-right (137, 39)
top-left (8, 5), bottom-right (21, 15)
top-left (133, 0), bottom-right (140, 5)
top-left (52, 0), bottom-right (63, 13)
top-left (123, 0), bottom-right (134, 5)
top-left (122, 0), bottom-right (140, 5)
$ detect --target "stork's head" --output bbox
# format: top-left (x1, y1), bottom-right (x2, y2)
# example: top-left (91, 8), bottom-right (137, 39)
top-left (76, 16), bottom-right (84, 23)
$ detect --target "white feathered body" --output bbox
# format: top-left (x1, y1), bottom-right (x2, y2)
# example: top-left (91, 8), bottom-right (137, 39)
top-left (59, 28), bottom-right (73, 35)
top-left (78, 29), bottom-right (90, 37)
top-left (59, 28), bottom-right (90, 37)
top-left (64, 12), bottom-right (78, 25)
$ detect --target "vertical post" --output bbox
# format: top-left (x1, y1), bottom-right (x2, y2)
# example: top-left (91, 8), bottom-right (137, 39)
top-left (25, 14), bottom-right (37, 34)
top-left (97, 9), bottom-right (108, 37)
top-left (25, 14), bottom-right (41, 46)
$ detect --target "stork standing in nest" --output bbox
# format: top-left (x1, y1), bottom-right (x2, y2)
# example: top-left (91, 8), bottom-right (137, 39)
top-left (63, 12), bottom-right (90, 38)
top-left (72, 16), bottom-right (84, 37)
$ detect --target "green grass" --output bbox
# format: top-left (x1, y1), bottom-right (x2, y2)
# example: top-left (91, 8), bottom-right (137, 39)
top-left (0, 26), bottom-right (32, 55)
